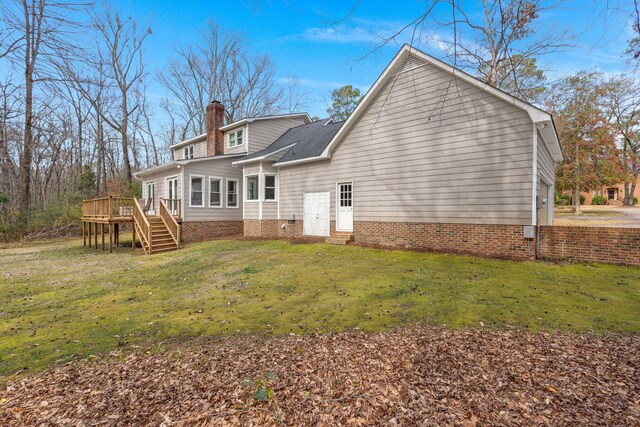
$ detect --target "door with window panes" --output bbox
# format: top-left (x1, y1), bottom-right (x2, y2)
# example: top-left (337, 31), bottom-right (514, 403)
top-left (336, 182), bottom-right (353, 232)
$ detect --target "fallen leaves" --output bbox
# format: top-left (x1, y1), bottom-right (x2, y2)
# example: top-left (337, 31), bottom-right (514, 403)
top-left (0, 326), bottom-right (638, 426)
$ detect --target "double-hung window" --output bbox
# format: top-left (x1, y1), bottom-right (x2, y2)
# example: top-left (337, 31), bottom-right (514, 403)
top-left (227, 179), bottom-right (238, 207)
top-left (228, 129), bottom-right (244, 148)
top-left (264, 175), bottom-right (276, 200)
top-left (209, 177), bottom-right (222, 207)
top-left (183, 145), bottom-right (194, 159)
top-left (246, 175), bottom-right (259, 201)
top-left (190, 176), bottom-right (204, 207)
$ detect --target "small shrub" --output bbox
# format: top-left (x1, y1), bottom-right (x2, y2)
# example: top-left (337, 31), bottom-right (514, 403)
top-left (556, 199), bottom-right (569, 206)
top-left (634, 197), bottom-right (638, 205)
top-left (592, 196), bottom-right (606, 205)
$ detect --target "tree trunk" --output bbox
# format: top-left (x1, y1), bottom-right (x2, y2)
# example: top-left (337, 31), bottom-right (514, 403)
top-left (573, 185), bottom-right (582, 215)
top-left (120, 94), bottom-right (132, 183)
top-left (19, 63), bottom-right (34, 216)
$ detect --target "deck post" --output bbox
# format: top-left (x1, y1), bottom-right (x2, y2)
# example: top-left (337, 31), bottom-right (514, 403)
top-left (88, 221), bottom-right (91, 248)
top-left (115, 223), bottom-right (119, 246)
top-left (101, 223), bottom-right (105, 251)
top-left (132, 224), bottom-right (136, 250)
top-left (82, 221), bottom-right (86, 246)
top-left (109, 224), bottom-right (113, 253)
top-left (94, 222), bottom-right (98, 249)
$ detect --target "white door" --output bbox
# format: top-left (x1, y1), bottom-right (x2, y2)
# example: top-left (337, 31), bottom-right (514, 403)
top-left (145, 181), bottom-right (155, 215)
top-left (336, 182), bottom-right (353, 232)
top-left (303, 192), bottom-right (330, 237)
top-left (166, 177), bottom-right (179, 215)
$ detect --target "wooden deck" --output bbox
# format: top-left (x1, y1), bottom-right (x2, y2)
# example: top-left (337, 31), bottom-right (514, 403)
top-left (82, 196), bottom-right (182, 254)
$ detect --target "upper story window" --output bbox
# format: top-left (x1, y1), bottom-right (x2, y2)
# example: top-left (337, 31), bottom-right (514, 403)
top-left (183, 145), bottom-right (194, 159)
top-left (246, 175), bottom-right (259, 201)
top-left (264, 175), bottom-right (276, 200)
top-left (228, 128), bottom-right (244, 148)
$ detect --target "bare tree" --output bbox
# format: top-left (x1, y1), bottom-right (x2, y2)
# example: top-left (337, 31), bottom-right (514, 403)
top-left (88, 4), bottom-right (150, 183)
top-left (282, 74), bottom-right (310, 113)
top-left (1, 0), bottom-right (85, 215)
top-left (157, 22), bottom-right (283, 138)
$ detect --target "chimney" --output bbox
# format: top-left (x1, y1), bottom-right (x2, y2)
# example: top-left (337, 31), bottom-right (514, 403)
top-left (206, 100), bottom-right (225, 156)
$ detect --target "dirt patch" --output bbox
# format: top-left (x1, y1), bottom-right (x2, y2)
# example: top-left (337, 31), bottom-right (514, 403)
top-left (1, 327), bottom-right (638, 426)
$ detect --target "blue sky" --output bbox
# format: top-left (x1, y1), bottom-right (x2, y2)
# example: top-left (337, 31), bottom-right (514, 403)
top-left (117, 0), bottom-right (636, 118)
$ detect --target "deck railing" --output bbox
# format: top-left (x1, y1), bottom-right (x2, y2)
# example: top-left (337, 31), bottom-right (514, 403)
top-left (161, 198), bottom-right (181, 216)
top-left (82, 196), bottom-right (134, 219)
top-left (159, 199), bottom-right (181, 249)
top-left (133, 198), bottom-right (152, 253)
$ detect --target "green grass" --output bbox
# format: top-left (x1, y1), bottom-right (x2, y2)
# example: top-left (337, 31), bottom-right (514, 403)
top-left (1, 237), bottom-right (639, 380)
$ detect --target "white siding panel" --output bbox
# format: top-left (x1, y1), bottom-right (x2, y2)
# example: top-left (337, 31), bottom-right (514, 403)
top-left (279, 55), bottom-right (535, 226)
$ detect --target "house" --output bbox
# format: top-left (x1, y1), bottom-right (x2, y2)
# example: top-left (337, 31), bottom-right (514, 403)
top-left (134, 44), bottom-right (562, 259)
top-left (581, 181), bottom-right (640, 205)
top-left (134, 102), bottom-right (311, 242)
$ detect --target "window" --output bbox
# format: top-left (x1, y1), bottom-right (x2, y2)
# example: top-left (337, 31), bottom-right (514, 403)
top-left (264, 175), bottom-right (276, 200)
top-left (246, 175), bottom-right (259, 201)
top-left (190, 176), bottom-right (204, 207)
top-left (183, 145), bottom-right (194, 159)
top-left (209, 177), bottom-right (222, 207)
top-left (228, 128), bottom-right (244, 148)
top-left (227, 179), bottom-right (238, 207)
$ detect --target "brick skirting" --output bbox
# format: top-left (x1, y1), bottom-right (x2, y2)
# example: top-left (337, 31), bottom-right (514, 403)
top-left (539, 226), bottom-right (640, 266)
top-left (181, 221), bottom-right (243, 243)
top-left (353, 221), bottom-right (535, 260)
top-left (241, 219), bottom-right (640, 266)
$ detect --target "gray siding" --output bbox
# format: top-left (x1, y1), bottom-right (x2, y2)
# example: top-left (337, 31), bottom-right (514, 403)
top-left (247, 118), bottom-right (307, 153)
top-left (241, 162), bottom-right (279, 219)
top-left (182, 158), bottom-right (243, 221)
top-left (278, 54), bottom-right (535, 226)
top-left (141, 168), bottom-right (182, 214)
top-left (537, 130), bottom-right (555, 182)
top-left (224, 125), bottom-right (248, 155)
top-left (243, 164), bottom-right (260, 219)
top-left (173, 138), bottom-right (207, 160)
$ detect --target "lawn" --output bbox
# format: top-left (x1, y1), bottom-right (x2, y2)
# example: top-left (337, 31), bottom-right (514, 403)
top-left (1, 237), bottom-right (639, 380)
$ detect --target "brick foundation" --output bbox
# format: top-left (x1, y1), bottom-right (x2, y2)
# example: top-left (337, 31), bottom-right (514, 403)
top-left (539, 226), bottom-right (640, 266)
top-left (354, 221), bottom-right (535, 260)
top-left (181, 221), bottom-right (243, 243)
top-left (241, 219), bottom-right (640, 266)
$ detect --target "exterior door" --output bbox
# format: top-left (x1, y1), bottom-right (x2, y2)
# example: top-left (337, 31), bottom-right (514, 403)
top-left (166, 177), bottom-right (179, 215)
top-left (538, 181), bottom-right (549, 225)
top-left (303, 192), bottom-right (330, 237)
top-left (336, 182), bottom-right (353, 232)
top-left (145, 181), bottom-right (155, 215)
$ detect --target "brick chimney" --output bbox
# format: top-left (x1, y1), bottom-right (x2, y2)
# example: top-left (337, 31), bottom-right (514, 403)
top-left (206, 100), bottom-right (225, 156)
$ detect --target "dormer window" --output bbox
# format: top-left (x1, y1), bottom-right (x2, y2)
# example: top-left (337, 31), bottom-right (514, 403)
top-left (183, 145), bottom-right (194, 159)
top-left (228, 128), bottom-right (244, 148)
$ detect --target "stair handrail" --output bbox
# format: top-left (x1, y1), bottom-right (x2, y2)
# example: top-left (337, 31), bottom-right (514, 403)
top-left (133, 198), bottom-right (152, 253)
top-left (159, 199), bottom-right (181, 249)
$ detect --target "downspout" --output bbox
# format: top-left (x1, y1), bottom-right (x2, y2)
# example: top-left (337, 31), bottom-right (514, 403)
top-left (532, 124), bottom-right (539, 259)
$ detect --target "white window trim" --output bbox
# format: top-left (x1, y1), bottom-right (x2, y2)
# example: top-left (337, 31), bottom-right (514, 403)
top-left (209, 176), bottom-right (223, 208)
top-left (227, 178), bottom-right (239, 208)
top-left (227, 128), bottom-right (245, 149)
top-left (183, 145), bottom-right (194, 160)
top-left (189, 174), bottom-right (205, 208)
top-left (263, 174), bottom-right (278, 202)
top-left (245, 174), bottom-right (259, 202)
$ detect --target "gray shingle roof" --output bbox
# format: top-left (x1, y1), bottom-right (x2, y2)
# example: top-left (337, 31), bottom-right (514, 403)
top-left (238, 119), bottom-right (344, 164)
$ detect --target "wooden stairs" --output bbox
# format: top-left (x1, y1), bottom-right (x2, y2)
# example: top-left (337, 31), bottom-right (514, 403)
top-left (145, 216), bottom-right (179, 254)
top-left (325, 233), bottom-right (354, 246)
top-left (132, 198), bottom-right (181, 255)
